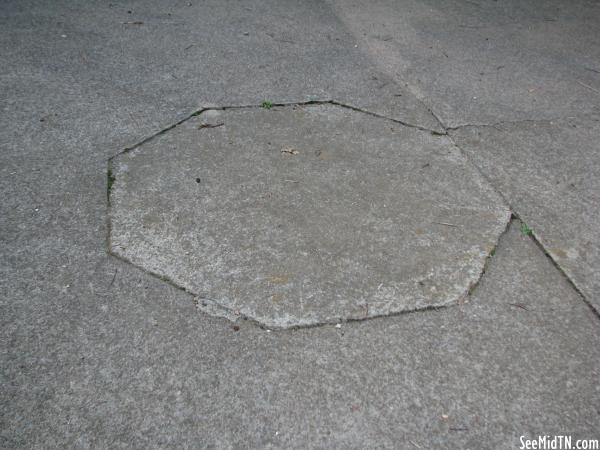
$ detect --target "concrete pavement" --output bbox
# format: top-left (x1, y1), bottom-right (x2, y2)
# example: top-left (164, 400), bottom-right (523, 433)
top-left (1, 0), bottom-right (599, 448)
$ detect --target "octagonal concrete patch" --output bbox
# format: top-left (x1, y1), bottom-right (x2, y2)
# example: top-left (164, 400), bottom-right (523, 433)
top-left (108, 104), bottom-right (510, 328)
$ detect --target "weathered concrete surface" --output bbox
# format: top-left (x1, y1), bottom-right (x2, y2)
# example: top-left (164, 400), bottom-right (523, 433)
top-left (4, 215), bottom-right (600, 447)
top-left (330, 0), bottom-right (600, 314)
top-left (0, 0), bottom-right (442, 140)
top-left (330, 0), bottom-right (600, 127)
top-left (1, 0), bottom-right (599, 447)
top-left (110, 105), bottom-right (509, 327)
top-left (451, 115), bottom-right (600, 311)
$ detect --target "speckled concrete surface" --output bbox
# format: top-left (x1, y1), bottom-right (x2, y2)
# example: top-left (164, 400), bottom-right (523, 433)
top-left (1, 0), bottom-right (599, 448)
top-left (109, 104), bottom-right (509, 328)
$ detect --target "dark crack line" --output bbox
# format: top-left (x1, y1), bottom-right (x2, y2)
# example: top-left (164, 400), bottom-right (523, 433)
top-left (106, 98), bottom-right (445, 163)
top-left (106, 99), bottom-right (335, 161)
top-left (104, 97), bottom-right (597, 329)
top-left (446, 112), bottom-right (598, 132)
top-left (425, 106), bottom-right (448, 132)
top-left (355, 96), bottom-right (597, 317)
top-left (446, 134), bottom-right (598, 319)
top-left (108, 248), bottom-right (470, 331)
top-left (102, 98), bottom-right (508, 330)
top-left (108, 214), bottom-right (598, 331)
top-left (109, 250), bottom-right (197, 298)
top-left (511, 212), bottom-right (600, 320)
top-left (329, 100), bottom-right (447, 135)
top-left (104, 98), bottom-right (448, 265)
top-left (465, 213), bottom-right (512, 299)
top-left (108, 108), bottom-right (209, 161)
top-left (106, 218), bottom-right (511, 332)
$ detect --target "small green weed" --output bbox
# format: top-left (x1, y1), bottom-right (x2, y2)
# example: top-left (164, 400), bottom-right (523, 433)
top-left (520, 222), bottom-right (533, 236)
top-left (107, 167), bottom-right (116, 200)
top-left (261, 100), bottom-right (273, 109)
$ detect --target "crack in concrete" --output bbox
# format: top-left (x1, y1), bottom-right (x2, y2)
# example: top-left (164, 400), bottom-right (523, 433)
top-left (446, 112), bottom-right (599, 132)
top-left (107, 216), bottom-right (515, 331)
top-left (464, 213), bottom-right (513, 299)
top-left (328, 100), bottom-right (447, 135)
top-left (106, 98), bottom-right (444, 163)
top-left (107, 188), bottom-right (593, 329)
top-left (511, 212), bottom-right (600, 320)
top-left (104, 98), bottom-right (597, 329)
top-left (444, 122), bottom-right (599, 318)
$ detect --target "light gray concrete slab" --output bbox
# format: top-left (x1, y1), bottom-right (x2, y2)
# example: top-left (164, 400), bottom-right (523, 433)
top-left (451, 115), bottom-right (600, 311)
top-left (109, 104), bottom-right (509, 327)
top-left (330, 0), bottom-right (600, 127)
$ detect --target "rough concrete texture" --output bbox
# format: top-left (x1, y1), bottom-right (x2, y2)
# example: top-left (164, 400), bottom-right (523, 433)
top-left (0, 0), bottom-right (443, 138)
top-left (451, 115), bottom-right (600, 311)
top-left (1, 0), bottom-right (599, 447)
top-left (110, 104), bottom-right (509, 327)
top-left (4, 216), bottom-right (600, 447)
top-left (330, 0), bottom-right (600, 127)
top-left (331, 0), bottom-right (600, 315)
